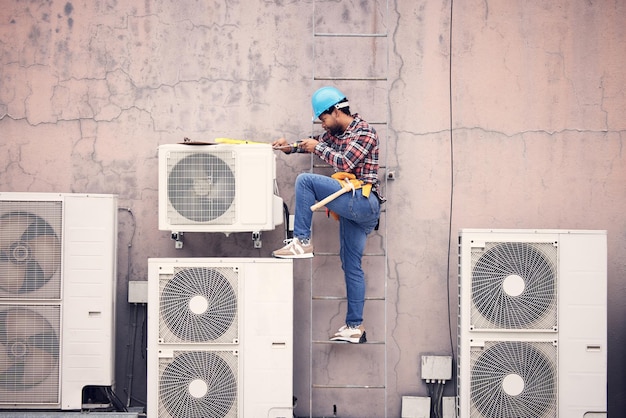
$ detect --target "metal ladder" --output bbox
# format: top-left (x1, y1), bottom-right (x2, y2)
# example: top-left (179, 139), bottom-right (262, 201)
top-left (308, 1), bottom-right (389, 416)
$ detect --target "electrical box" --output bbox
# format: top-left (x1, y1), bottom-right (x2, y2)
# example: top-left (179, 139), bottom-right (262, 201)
top-left (128, 280), bottom-right (148, 303)
top-left (421, 355), bottom-right (452, 381)
top-left (443, 397), bottom-right (457, 418)
top-left (401, 396), bottom-right (431, 418)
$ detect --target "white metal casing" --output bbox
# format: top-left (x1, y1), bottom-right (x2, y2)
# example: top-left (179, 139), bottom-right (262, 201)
top-left (0, 192), bottom-right (117, 410)
top-left (458, 229), bottom-right (607, 418)
top-left (158, 143), bottom-right (283, 234)
top-left (147, 258), bottom-right (293, 418)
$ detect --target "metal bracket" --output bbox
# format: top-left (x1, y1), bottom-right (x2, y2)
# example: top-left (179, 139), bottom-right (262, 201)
top-left (171, 232), bottom-right (184, 249)
top-left (252, 231), bottom-right (262, 248)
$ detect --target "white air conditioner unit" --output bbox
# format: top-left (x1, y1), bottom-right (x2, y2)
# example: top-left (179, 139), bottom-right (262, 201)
top-left (158, 143), bottom-right (284, 235)
top-left (458, 229), bottom-right (607, 418)
top-left (0, 192), bottom-right (117, 410)
top-left (147, 258), bottom-right (293, 418)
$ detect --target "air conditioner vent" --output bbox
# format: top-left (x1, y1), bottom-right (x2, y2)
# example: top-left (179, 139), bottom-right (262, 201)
top-left (166, 150), bottom-right (236, 224)
top-left (0, 202), bottom-right (62, 299)
top-left (470, 340), bottom-right (557, 418)
top-left (471, 241), bottom-right (557, 330)
top-left (159, 350), bottom-right (238, 418)
top-left (0, 305), bottom-right (60, 402)
top-left (159, 267), bottom-right (238, 344)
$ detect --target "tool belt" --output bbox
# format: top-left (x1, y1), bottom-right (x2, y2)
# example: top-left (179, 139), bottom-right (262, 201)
top-left (326, 172), bottom-right (372, 220)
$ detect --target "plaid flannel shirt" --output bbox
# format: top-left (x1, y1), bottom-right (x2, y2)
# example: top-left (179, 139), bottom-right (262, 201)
top-left (311, 114), bottom-right (382, 197)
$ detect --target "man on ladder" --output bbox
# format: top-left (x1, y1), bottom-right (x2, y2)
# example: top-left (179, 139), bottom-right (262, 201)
top-left (272, 86), bottom-right (384, 343)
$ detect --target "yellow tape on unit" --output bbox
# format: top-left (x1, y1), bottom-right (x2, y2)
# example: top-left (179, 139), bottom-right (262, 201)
top-left (214, 138), bottom-right (268, 145)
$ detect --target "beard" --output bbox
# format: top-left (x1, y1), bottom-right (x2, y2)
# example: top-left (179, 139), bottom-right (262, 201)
top-left (326, 123), bottom-right (345, 136)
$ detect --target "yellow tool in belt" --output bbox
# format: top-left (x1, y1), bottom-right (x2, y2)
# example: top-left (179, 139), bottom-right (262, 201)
top-left (310, 172), bottom-right (372, 220)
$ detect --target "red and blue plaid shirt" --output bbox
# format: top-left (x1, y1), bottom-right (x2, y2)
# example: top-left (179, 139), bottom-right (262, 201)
top-left (311, 114), bottom-right (381, 196)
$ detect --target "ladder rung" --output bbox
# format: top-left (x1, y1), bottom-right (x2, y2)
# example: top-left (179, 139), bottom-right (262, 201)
top-left (312, 296), bottom-right (385, 301)
top-left (313, 120), bottom-right (388, 126)
top-left (312, 163), bottom-right (390, 169)
top-left (313, 252), bottom-right (386, 257)
top-left (312, 384), bottom-right (386, 389)
top-left (313, 340), bottom-right (385, 345)
top-left (314, 32), bottom-right (387, 38)
top-left (314, 76), bottom-right (387, 81)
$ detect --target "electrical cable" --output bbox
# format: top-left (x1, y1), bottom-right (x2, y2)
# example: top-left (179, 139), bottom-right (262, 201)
top-left (445, 0), bottom-right (457, 398)
top-left (118, 207), bottom-right (138, 408)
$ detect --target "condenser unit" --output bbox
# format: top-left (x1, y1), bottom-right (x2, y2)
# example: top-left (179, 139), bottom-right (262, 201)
top-left (147, 258), bottom-right (293, 418)
top-left (158, 143), bottom-right (283, 236)
top-left (458, 229), bottom-right (607, 418)
top-left (0, 192), bottom-right (117, 410)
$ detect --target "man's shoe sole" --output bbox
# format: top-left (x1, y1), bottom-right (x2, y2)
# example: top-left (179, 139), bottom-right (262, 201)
top-left (272, 252), bottom-right (314, 259)
top-left (330, 331), bottom-right (367, 344)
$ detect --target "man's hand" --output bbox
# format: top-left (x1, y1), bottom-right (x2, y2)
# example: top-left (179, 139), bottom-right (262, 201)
top-left (298, 138), bottom-right (319, 153)
top-left (272, 137), bottom-right (292, 154)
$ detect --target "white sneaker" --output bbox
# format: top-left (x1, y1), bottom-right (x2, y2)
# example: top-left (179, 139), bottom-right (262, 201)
top-left (272, 237), bottom-right (314, 259)
top-left (330, 324), bottom-right (367, 343)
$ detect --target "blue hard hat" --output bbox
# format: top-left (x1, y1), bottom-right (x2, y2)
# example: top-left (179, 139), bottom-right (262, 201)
top-left (311, 86), bottom-right (348, 119)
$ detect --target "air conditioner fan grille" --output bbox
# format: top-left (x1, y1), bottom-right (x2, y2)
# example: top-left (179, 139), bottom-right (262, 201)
top-left (167, 151), bottom-right (236, 224)
top-left (160, 267), bottom-right (238, 343)
top-left (471, 242), bottom-right (557, 329)
top-left (470, 340), bottom-right (557, 418)
top-left (0, 203), bottom-right (62, 297)
top-left (159, 351), bottom-right (237, 418)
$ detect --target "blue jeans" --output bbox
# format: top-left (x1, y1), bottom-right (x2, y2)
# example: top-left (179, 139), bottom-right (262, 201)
top-left (294, 173), bottom-right (381, 327)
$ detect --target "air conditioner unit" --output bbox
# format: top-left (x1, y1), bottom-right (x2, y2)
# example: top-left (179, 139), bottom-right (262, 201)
top-left (458, 229), bottom-right (607, 418)
top-left (158, 143), bottom-right (284, 235)
top-left (147, 258), bottom-right (293, 418)
top-left (0, 192), bottom-right (117, 410)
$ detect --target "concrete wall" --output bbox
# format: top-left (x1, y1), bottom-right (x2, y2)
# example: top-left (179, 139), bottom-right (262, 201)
top-left (1, 0), bottom-right (625, 416)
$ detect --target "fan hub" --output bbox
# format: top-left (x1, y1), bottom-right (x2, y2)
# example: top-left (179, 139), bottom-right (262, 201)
top-left (8, 242), bottom-right (32, 264)
top-left (189, 295), bottom-right (209, 315)
top-left (502, 274), bottom-right (525, 297)
top-left (188, 378), bottom-right (208, 399)
top-left (502, 373), bottom-right (525, 396)
top-left (192, 177), bottom-right (214, 197)
top-left (8, 339), bottom-right (29, 358)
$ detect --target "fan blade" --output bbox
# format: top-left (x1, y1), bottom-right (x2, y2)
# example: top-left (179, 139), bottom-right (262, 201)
top-left (0, 214), bottom-right (34, 249)
top-left (5, 309), bottom-right (52, 340)
top-left (0, 261), bottom-right (26, 293)
top-left (20, 346), bottom-right (57, 386)
top-left (26, 235), bottom-right (61, 278)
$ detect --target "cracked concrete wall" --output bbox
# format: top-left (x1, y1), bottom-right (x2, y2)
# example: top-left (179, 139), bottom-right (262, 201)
top-left (1, 0), bottom-right (626, 417)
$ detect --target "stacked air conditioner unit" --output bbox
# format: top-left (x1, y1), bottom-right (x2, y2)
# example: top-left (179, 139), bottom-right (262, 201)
top-left (0, 192), bottom-right (117, 410)
top-left (147, 258), bottom-right (293, 418)
top-left (458, 229), bottom-right (607, 418)
top-left (158, 143), bottom-right (283, 235)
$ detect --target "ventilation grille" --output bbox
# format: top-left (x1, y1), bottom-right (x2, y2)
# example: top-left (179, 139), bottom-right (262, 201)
top-left (158, 350), bottom-right (238, 418)
top-left (470, 242), bottom-right (557, 330)
top-left (166, 150), bottom-right (237, 225)
top-left (0, 201), bottom-right (62, 299)
top-left (159, 267), bottom-right (239, 344)
top-left (0, 305), bottom-right (61, 404)
top-left (470, 340), bottom-right (557, 418)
